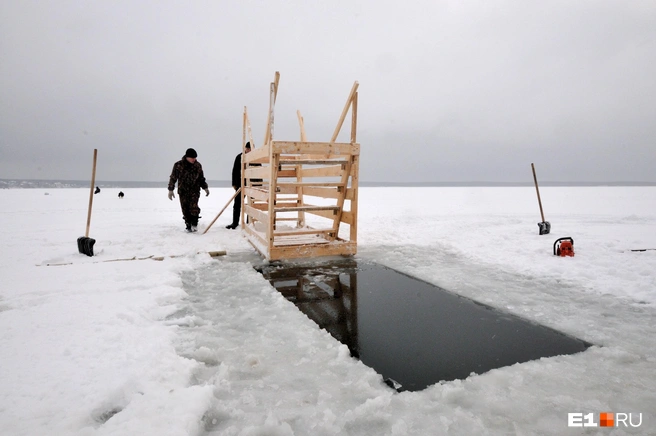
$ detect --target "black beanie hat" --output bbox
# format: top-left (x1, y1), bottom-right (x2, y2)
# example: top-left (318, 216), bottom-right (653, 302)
top-left (185, 148), bottom-right (197, 158)
top-left (245, 142), bottom-right (251, 149)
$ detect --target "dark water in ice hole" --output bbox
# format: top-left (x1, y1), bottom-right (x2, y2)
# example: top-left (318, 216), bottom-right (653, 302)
top-left (256, 258), bottom-right (593, 392)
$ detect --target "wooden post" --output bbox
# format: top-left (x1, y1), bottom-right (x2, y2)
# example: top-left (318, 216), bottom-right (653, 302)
top-left (243, 107), bottom-right (255, 228)
top-left (329, 158), bottom-right (352, 241)
top-left (296, 110), bottom-right (307, 142)
top-left (296, 110), bottom-right (307, 227)
top-left (240, 108), bottom-right (247, 227)
top-left (245, 107), bottom-right (255, 148)
top-left (331, 81), bottom-right (359, 143)
top-left (263, 72), bottom-right (280, 147)
top-left (349, 154), bottom-right (359, 243)
top-left (266, 82), bottom-right (277, 254)
top-left (349, 92), bottom-right (359, 243)
top-left (350, 92), bottom-right (358, 144)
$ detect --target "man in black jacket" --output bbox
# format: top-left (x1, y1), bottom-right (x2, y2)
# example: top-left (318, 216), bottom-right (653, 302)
top-left (168, 148), bottom-right (210, 232)
top-left (226, 142), bottom-right (254, 229)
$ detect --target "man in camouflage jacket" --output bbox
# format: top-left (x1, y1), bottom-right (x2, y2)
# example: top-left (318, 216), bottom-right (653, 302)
top-left (168, 148), bottom-right (209, 232)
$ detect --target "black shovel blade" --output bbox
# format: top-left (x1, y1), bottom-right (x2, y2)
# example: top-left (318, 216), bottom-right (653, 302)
top-left (538, 221), bottom-right (551, 235)
top-left (77, 236), bottom-right (96, 257)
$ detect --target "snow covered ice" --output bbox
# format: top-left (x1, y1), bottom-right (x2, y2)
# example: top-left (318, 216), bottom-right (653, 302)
top-left (0, 186), bottom-right (655, 435)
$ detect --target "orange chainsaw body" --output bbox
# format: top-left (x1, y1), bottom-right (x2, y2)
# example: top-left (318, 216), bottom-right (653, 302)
top-left (554, 237), bottom-right (575, 257)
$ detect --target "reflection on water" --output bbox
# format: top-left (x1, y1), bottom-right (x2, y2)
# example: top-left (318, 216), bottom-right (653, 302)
top-left (258, 260), bottom-right (361, 358)
top-left (257, 258), bottom-right (592, 392)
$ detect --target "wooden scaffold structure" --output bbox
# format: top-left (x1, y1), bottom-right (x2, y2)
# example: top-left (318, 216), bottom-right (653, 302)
top-left (240, 72), bottom-right (360, 261)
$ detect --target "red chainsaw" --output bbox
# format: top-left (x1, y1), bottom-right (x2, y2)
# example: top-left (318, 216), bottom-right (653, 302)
top-left (554, 237), bottom-right (575, 257)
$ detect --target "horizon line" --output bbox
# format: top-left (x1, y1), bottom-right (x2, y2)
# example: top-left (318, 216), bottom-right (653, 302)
top-left (1, 178), bottom-right (655, 187)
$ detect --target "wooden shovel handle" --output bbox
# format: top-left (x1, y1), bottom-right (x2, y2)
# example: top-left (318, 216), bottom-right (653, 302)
top-left (202, 187), bottom-right (241, 234)
top-left (531, 162), bottom-right (546, 222)
top-left (85, 149), bottom-right (98, 237)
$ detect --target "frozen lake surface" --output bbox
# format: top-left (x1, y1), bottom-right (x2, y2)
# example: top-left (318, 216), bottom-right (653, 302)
top-left (0, 186), bottom-right (654, 435)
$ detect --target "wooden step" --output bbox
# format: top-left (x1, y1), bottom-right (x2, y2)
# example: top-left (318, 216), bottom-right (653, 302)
top-left (278, 159), bottom-right (349, 165)
top-left (273, 228), bottom-right (335, 237)
top-left (276, 182), bottom-right (346, 188)
top-left (274, 205), bottom-right (339, 213)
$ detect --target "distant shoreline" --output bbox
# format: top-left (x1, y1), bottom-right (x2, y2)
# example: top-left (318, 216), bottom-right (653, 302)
top-left (2, 179), bottom-right (655, 189)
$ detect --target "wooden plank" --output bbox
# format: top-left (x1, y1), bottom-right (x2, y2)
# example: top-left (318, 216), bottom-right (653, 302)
top-left (240, 110), bottom-right (247, 227)
top-left (247, 156), bottom-right (270, 164)
top-left (300, 165), bottom-right (344, 178)
top-left (245, 166), bottom-right (269, 179)
top-left (244, 187), bottom-right (268, 202)
top-left (243, 222), bottom-right (267, 245)
top-left (349, 154), bottom-right (359, 242)
top-left (274, 205), bottom-right (338, 213)
top-left (269, 241), bottom-right (357, 261)
top-left (244, 145), bottom-right (269, 164)
top-left (245, 204), bottom-right (268, 223)
top-left (277, 182), bottom-right (348, 194)
top-left (203, 187), bottom-right (241, 234)
top-left (277, 181), bottom-right (346, 188)
top-left (331, 81), bottom-right (359, 142)
top-left (274, 194), bottom-right (300, 200)
top-left (273, 200), bottom-right (300, 207)
top-left (303, 209), bottom-right (339, 221)
top-left (272, 141), bottom-right (359, 156)
top-left (302, 186), bottom-right (339, 199)
top-left (242, 108), bottom-right (247, 154)
top-left (297, 110), bottom-right (307, 142)
top-left (267, 152), bottom-right (279, 249)
top-left (329, 155), bottom-right (352, 241)
top-left (293, 122), bottom-right (307, 227)
top-left (298, 210), bottom-right (335, 221)
top-left (273, 228), bottom-right (335, 237)
top-left (350, 91), bottom-right (358, 143)
top-left (245, 106), bottom-right (255, 149)
top-left (274, 285), bottom-right (302, 294)
top-left (276, 169), bottom-right (297, 178)
top-left (243, 225), bottom-right (268, 258)
top-left (272, 234), bottom-right (330, 246)
top-left (239, 155), bottom-right (246, 228)
top-left (341, 210), bottom-right (355, 226)
top-left (276, 184), bottom-right (299, 195)
top-left (263, 71), bottom-right (280, 147)
top-left (268, 81), bottom-right (277, 143)
top-left (249, 202), bottom-right (268, 211)
top-left (279, 159), bottom-right (349, 165)
top-left (302, 186), bottom-right (355, 200)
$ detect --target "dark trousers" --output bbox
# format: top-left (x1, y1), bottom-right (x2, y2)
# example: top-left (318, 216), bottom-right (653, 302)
top-left (231, 187), bottom-right (240, 226)
top-left (179, 191), bottom-right (201, 226)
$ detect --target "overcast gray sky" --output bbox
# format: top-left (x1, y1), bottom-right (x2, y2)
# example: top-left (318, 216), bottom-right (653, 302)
top-left (1, 0), bottom-right (655, 183)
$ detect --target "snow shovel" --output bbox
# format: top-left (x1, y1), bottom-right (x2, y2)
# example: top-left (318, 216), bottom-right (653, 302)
top-left (531, 163), bottom-right (550, 235)
top-left (77, 149), bottom-right (98, 256)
